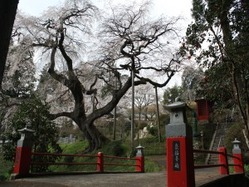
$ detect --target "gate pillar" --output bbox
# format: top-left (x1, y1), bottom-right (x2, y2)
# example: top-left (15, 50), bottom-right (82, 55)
top-left (12, 127), bottom-right (35, 178)
top-left (165, 101), bottom-right (195, 187)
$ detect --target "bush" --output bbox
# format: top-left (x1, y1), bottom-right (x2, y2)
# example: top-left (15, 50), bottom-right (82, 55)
top-left (2, 95), bottom-right (62, 172)
top-left (145, 159), bottom-right (161, 172)
top-left (138, 122), bottom-right (148, 130)
top-left (102, 140), bottom-right (128, 156)
top-left (147, 125), bottom-right (158, 137)
top-left (60, 141), bottom-right (88, 154)
top-left (197, 123), bottom-right (216, 150)
top-left (0, 152), bottom-right (13, 181)
top-left (135, 137), bottom-right (165, 155)
top-left (49, 139), bottom-right (162, 173)
top-left (245, 164), bottom-right (249, 177)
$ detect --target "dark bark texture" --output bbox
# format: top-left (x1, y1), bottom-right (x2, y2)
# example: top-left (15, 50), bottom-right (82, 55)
top-left (0, 0), bottom-right (19, 87)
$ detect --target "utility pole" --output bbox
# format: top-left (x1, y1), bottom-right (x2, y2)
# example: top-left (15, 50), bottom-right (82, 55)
top-left (113, 105), bottom-right (117, 140)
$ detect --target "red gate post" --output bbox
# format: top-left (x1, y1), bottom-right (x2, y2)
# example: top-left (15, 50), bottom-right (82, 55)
top-left (135, 145), bottom-right (144, 172)
top-left (218, 147), bottom-right (229, 175)
top-left (96, 152), bottom-right (104, 172)
top-left (165, 101), bottom-right (195, 187)
top-left (12, 127), bottom-right (35, 178)
top-left (232, 138), bottom-right (244, 174)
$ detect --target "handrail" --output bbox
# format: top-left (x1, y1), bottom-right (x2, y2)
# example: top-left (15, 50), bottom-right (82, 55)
top-left (104, 155), bottom-right (137, 161)
top-left (194, 149), bottom-right (221, 155)
top-left (104, 163), bottom-right (137, 167)
top-left (30, 151), bottom-right (143, 173)
top-left (194, 164), bottom-right (223, 169)
top-left (32, 152), bottom-right (97, 158)
top-left (194, 149), bottom-right (223, 170)
top-left (31, 162), bottom-right (97, 166)
top-left (103, 155), bottom-right (138, 168)
top-left (193, 147), bottom-right (244, 173)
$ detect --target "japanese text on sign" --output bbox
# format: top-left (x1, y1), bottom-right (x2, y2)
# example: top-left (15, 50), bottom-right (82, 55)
top-left (173, 141), bottom-right (181, 171)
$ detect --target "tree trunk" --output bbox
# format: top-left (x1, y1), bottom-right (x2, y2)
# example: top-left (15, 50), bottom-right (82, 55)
top-left (155, 86), bottom-right (161, 142)
top-left (76, 117), bottom-right (108, 152)
top-left (0, 0), bottom-right (19, 87)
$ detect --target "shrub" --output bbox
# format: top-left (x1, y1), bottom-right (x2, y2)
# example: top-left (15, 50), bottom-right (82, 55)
top-left (224, 122), bottom-right (247, 153)
top-left (147, 125), bottom-right (158, 137)
top-left (102, 140), bottom-right (128, 156)
top-left (2, 95), bottom-right (62, 172)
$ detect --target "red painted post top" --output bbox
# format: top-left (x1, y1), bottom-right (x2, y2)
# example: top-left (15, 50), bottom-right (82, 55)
top-left (135, 145), bottom-right (144, 172)
top-left (96, 152), bottom-right (104, 172)
top-left (165, 101), bottom-right (195, 187)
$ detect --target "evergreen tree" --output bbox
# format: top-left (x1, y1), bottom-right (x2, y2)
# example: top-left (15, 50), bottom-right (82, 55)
top-left (184, 0), bottom-right (249, 135)
top-left (2, 95), bottom-right (62, 172)
top-left (163, 85), bottom-right (183, 105)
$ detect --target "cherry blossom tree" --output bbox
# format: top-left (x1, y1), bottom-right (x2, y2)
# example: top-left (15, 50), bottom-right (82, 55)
top-left (15, 0), bottom-right (181, 152)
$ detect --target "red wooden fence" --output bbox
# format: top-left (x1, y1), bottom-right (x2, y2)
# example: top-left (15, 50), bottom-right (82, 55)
top-left (11, 127), bottom-right (144, 178)
top-left (30, 151), bottom-right (143, 173)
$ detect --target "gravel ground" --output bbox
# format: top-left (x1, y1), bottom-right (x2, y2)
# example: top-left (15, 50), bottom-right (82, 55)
top-left (0, 156), bottom-right (222, 187)
top-left (0, 170), bottom-right (223, 187)
top-left (1, 173), bottom-right (165, 187)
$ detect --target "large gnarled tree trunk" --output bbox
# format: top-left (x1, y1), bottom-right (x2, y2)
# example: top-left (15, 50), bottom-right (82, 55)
top-left (47, 32), bottom-right (146, 152)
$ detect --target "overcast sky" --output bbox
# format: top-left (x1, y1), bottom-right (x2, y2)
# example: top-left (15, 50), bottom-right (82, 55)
top-left (18, 0), bottom-right (192, 24)
top-left (18, 0), bottom-right (193, 88)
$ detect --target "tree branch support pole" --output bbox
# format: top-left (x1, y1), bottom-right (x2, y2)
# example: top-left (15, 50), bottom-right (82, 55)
top-left (131, 68), bottom-right (135, 154)
top-left (155, 86), bottom-right (161, 142)
top-left (165, 101), bottom-right (195, 187)
top-left (113, 77), bottom-right (118, 141)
